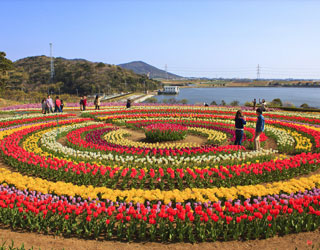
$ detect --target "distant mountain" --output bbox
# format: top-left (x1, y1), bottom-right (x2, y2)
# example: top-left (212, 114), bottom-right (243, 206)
top-left (8, 56), bottom-right (161, 95)
top-left (118, 61), bottom-right (183, 79)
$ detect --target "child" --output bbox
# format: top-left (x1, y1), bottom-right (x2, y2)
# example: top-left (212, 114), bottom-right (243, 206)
top-left (80, 97), bottom-right (84, 111)
top-left (94, 95), bottom-right (101, 110)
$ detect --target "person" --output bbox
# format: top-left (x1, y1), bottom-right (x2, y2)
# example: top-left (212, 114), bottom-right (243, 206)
top-left (60, 99), bottom-right (64, 112)
top-left (83, 96), bottom-right (87, 111)
top-left (79, 97), bottom-right (84, 111)
top-left (252, 98), bottom-right (257, 110)
top-left (234, 110), bottom-right (246, 145)
top-left (126, 99), bottom-right (131, 109)
top-left (55, 96), bottom-right (62, 112)
top-left (94, 95), bottom-right (101, 110)
top-left (41, 98), bottom-right (46, 114)
top-left (254, 108), bottom-right (265, 151)
top-left (46, 95), bottom-right (54, 113)
top-left (259, 98), bottom-right (267, 112)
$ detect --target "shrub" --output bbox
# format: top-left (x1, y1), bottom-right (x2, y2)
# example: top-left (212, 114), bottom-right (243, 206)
top-left (144, 97), bottom-right (158, 103)
top-left (271, 98), bottom-right (283, 106)
top-left (210, 100), bottom-right (217, 105)
top-left (230, 100), bottom-right (239, 106)
top-left (300, 103), bottom-right (309, 108)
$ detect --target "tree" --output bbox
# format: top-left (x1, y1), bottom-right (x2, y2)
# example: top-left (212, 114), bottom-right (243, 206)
top-left (221, 100), bottom-right (226, 106)
top-left (230, 100), bottom-right (239, 106)
top-left (0, 52), bottom-right (14, 93)
top-left (210, 100), bottom-right (217, 105)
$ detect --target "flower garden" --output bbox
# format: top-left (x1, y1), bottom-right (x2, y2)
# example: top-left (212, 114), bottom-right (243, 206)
top-left (1, 105), bottom-right (320, 243)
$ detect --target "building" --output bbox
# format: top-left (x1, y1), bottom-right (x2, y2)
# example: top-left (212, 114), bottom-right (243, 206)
top-left (158, 86), bottom-right (180, 94)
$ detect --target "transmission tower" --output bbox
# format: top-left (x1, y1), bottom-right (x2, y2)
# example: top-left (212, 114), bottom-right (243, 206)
top-left (49, 43), bottom-right (54, 82)
top-left (165, 64), bottom-right (168, 80)
top-left (257, 64), bottom-right (261, 80)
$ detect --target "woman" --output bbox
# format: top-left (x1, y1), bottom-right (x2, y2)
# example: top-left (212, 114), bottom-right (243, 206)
top-left (126, 99), bottom-right (131, 109)
top-left (55, 96), bottom-right (62, 112)
top-left (94, 95), bottom-right (101, 110)
top-left (234, 110), bottom-right (246, 145)
top-left (255, 108), bottom-right (265, 151)
top-left (41, 98), bottom-right (46, 114)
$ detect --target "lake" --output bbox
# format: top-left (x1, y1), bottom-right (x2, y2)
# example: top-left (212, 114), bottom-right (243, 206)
top-left (153, 87), bottom-right (320, 107)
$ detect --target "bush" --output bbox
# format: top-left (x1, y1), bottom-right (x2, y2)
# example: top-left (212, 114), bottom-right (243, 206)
top-left (210, 100), bottom-right (217, 105)
top-left (244, 101), bottom-right (252, 107)
top-left (144, 97), bottom-right (158, 103)
top-left (230, 100), bottom-right (239, 106)
top-left (271, 98), bottom-right (283, 106)
top-left (300, 103), bottom-right (309, 108)
top-left (179, 99), bottom-right (188, 104)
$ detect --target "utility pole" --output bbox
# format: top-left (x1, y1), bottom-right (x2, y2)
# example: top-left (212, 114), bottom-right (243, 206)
top-left (257, 64), bottom-right (261, 80)
top-left (49, 43), bottom-right (54, 83)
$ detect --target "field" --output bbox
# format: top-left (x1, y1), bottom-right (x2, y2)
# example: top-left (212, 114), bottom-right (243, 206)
top-left (0, 103), bottom-right (320, 249)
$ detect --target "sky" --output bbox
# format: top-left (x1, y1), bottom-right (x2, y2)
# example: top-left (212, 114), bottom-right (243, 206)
top-left (1, 0), bottom-right (320, 79)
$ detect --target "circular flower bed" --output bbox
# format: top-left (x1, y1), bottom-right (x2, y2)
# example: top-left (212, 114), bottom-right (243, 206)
top-left (144, 123), bottom-right (188, 142)
top-left (0, 105), bottom-right (320, 242)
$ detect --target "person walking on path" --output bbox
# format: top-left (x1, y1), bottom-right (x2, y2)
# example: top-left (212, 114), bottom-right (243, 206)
top-left (259, 98), bottom-right (267, 112)
top-left (126, 99), bottom-right (131, 109)
top-left (252, 99), bottom-right (257, 110)
top-left (79, 97), bottom-right (84, 111)
top-left (254, 108), bottom-right (265, 151)
top-left (54, 96), bottom-right (62, 112)
top-left (234, 110), bottom-right (246, 145)
top-left (41, 98), bottom-right (46, 114)
top-left (46, 95), bottom-right (54, 113)
top-left (83, 96), bottom-right (87, 111)
top-left (94, 95), bottom-right (101, 110)
top-left (60, 99), bottom-right (64, 112)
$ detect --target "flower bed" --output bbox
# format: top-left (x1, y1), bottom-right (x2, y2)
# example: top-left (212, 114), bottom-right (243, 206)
top-left (0, 105), bottom-right (319, 242)
top-left (144, 123), bottom-right (188, 142)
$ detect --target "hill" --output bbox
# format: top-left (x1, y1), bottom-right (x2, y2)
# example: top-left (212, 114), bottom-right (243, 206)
top-left (8, 56), bottom-right (161, 95)
top-left (118, 61), bottom-right (182, 79)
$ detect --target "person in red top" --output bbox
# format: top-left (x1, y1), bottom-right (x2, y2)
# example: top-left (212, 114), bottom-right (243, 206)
top-left (55, 96), bottom-right (62, 112)
top-left (82, 96), bottom-right (87, 111)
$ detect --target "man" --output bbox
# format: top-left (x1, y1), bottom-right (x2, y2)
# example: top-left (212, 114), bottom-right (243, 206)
top-left (254, 108), bottom-right (265, 151)
top-left (46, 95), bottom-right (54, 113)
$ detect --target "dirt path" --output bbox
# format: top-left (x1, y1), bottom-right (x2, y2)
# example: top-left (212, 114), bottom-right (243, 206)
top-left (0, 227), bottom-right (318, 250)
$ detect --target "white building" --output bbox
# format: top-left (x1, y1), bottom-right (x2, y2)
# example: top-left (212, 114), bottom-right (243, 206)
top-left (162, 86), bottom-right (180, 94)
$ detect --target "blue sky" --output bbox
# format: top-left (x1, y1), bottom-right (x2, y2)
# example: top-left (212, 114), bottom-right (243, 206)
top-left (1, 0), bottom-right (320, 78)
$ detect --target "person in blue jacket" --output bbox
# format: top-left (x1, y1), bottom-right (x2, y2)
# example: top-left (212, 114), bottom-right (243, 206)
top-left (234, 110), bottom-right (246, 145)
top-left (255, 108), bottom-right (265, 150)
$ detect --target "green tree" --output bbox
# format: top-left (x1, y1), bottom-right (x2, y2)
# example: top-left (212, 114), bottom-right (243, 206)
top-left (210, 100), bottom-right (217, 105)
top-left (0, 52), bottom-right (14, 93)
top-left (221, 100), bottom-right (226, 106)
top-left (230, 100), bottom-right (239, 106)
